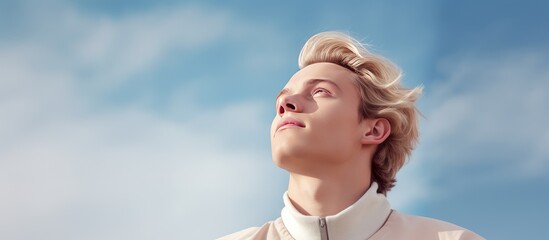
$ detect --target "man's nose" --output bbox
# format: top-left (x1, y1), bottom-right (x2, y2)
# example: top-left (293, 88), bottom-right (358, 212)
top-left (278, 95), bottom-right (301, 116)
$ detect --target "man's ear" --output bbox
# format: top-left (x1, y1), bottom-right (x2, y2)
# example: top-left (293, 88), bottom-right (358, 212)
top-left (361, 118), bottom-right (391, 145)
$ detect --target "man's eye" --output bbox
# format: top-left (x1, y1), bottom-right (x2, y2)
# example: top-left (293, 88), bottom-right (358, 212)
top-left (312, 88), bottom-right (330, 95)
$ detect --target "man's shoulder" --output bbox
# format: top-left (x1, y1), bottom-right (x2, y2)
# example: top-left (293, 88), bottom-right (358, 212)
top-left (217, 218), bottom-right (292, 240)
top-left (391, 210), bottom-right (466, 229)
top-left (373, 210), bottom-right (484, 240)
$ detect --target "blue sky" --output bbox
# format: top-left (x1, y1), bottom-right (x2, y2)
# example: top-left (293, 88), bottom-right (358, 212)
top-left (0, 0), bottom-right (547, 239)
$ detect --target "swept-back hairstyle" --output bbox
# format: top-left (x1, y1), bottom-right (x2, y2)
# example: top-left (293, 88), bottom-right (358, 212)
top-left (299, 32), bottom-right (422, 195)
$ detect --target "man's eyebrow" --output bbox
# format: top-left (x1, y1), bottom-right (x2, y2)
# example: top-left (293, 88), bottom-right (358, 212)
top-left (275, 79), bottom-right (342, 101)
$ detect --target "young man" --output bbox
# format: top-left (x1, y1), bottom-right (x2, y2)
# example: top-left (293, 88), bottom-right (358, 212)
top-left (220, 32), bottom-right (484, 240)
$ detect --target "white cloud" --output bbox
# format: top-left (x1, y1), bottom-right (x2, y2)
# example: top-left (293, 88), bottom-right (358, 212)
top-left (0, 47), bottom-right (275, 239)
top-left (387, 48), bottom-right (549, 211)
top-left (388, 157), bottom-right (431, 212)
top-left (420, 49), bottom-right (549, 181)
top-left (0, 105), bottom-right (274, 240)
top-left (70, 5), bottom-right (234, 88)
top-left (0, 2), bottom-right (286, 240)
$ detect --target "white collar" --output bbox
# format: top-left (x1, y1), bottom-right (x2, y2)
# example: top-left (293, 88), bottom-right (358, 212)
top-left (280, 182), bottom-right (391, 240)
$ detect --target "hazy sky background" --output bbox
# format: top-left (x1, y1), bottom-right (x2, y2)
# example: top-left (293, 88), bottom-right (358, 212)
top-left (1, 0), bottom-right (548, 239)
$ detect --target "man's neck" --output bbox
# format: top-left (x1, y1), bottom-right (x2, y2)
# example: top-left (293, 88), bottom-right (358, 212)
top-left (287, 164), bottom-right (371, 217)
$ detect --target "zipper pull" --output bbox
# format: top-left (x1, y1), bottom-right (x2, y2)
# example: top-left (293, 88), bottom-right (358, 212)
top-left (319, 218), bottom-right (329, 240)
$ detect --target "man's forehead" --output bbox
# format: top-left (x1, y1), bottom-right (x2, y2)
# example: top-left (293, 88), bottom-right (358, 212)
top-left (287, 62), bottom-right (356, 86)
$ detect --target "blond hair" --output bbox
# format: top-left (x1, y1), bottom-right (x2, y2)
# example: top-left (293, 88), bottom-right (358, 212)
top-left (299, 32), bottom-right (422, 195)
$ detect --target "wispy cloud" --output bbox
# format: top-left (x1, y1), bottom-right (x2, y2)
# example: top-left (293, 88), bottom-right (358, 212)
top-left (0, 104), bottom-right (273, 239)
top-left (71, 5), bottom-right (235, 88)
top-left (388, 158), bottom-right (431, 212)
top-left (419, 49), bottom-right (549, 186)
top-left (0, 2), bottom-right (286, 239)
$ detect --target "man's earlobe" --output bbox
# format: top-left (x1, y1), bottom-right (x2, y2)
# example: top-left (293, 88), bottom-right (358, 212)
top-left (361, 118), bottom-right (391, 145)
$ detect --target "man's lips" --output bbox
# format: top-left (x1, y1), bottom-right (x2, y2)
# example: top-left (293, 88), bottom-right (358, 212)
top-left (277, 117), bottom-right (305, 131)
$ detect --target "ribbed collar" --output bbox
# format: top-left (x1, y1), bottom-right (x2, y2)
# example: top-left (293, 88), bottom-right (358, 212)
top-left (280, 182), bottom-right (391, 240)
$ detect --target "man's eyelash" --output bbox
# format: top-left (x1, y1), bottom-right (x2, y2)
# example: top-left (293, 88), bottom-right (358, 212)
top-left (312, 88), bottom-right (330, 95)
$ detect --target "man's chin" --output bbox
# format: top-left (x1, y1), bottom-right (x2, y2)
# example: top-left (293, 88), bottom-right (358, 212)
top-left (272, 151), bottom-right (299, 166)
top-left (272, 151), bottom-right (313, 170)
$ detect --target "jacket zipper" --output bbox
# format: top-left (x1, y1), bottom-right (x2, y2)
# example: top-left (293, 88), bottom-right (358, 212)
top-left (319, 217), bottom-right (329, 240)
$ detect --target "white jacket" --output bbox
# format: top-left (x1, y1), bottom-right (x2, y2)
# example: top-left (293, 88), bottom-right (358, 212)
top-left (219, 182), bottom-right (484, 240)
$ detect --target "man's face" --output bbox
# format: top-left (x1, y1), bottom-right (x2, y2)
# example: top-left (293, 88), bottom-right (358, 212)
top-left (271, 62), bottom-right (365, 173)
